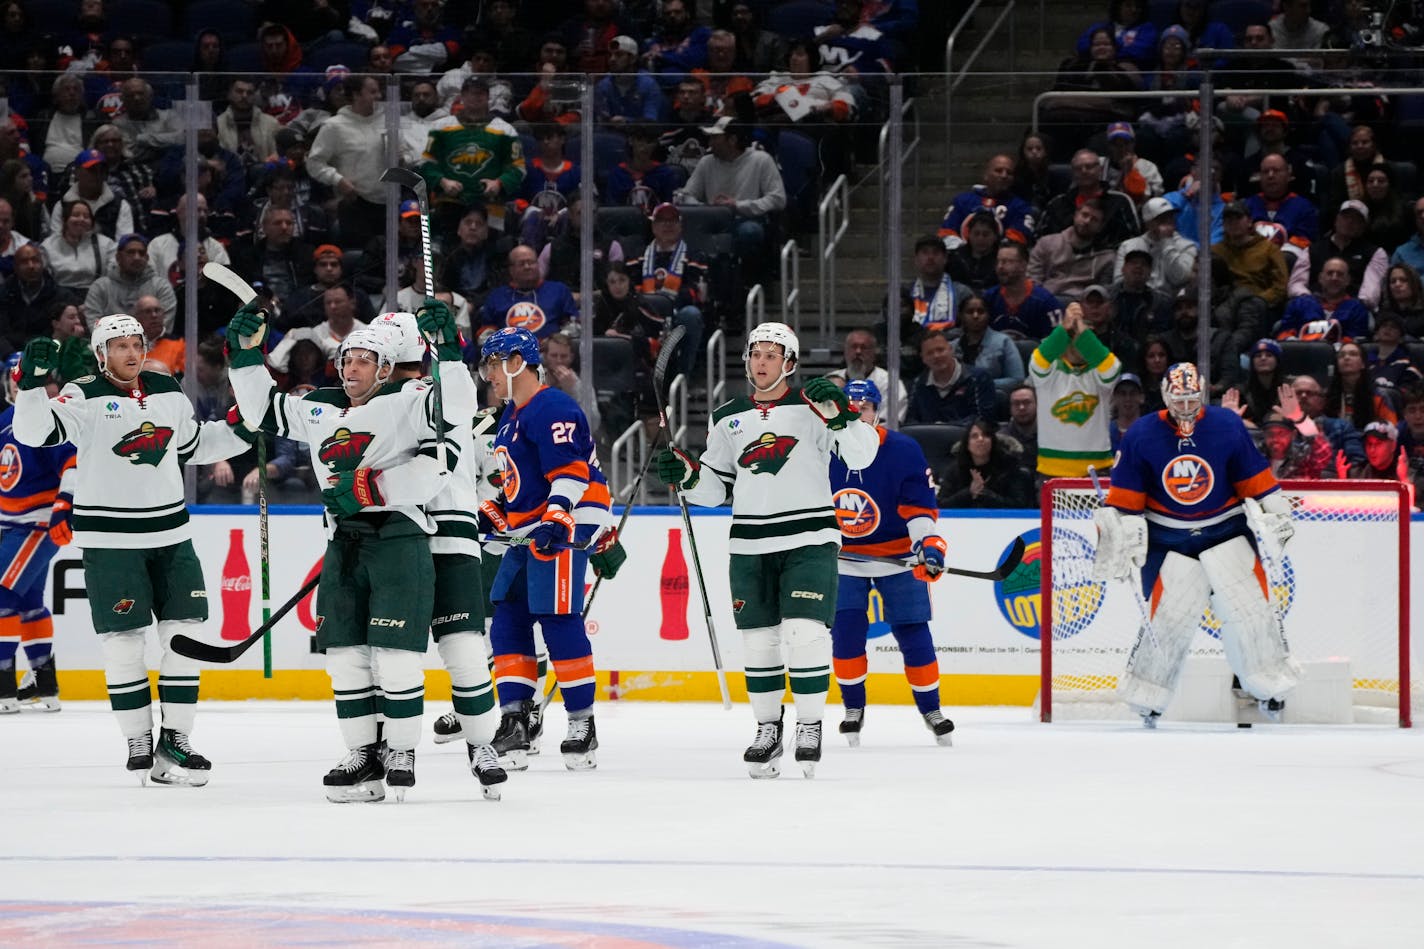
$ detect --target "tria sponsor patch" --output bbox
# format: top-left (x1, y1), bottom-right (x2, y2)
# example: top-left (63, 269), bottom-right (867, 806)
top-left (318, 428), bottom-right (374, 470)
top-left (737, 432), bottom-right (798, 475)
top-left (111, 421), bottom-right (174, 466)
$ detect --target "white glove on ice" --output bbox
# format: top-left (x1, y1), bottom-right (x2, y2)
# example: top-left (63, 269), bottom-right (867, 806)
top-left (1092, 507), bottom-right (1148, 582)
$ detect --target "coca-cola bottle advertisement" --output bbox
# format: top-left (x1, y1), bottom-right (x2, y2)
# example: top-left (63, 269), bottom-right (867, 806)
top-left (220, 528), bottom-right (253, 641)
top-left (660, 527), bottom-right (690, 640)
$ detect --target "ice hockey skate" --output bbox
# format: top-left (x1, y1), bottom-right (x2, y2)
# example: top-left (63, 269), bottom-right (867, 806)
top-left (794, 721), bottom-right (822, 778)
top-left (839, 707), bottom-right (863, 747)
top-left (1232, 676), bottom-right (1285, 726)
top-left (323, 744), bottom-right (386, 803)
top-left (491, 701), bottom-right (532, 771)
top-left (125, 731), bottom-right (154, 786)
top-left (527, 699), bottom-right (544, 756)
top-left (148, 728), bottom-right (212, 787)
top-left (1141, 710), bottom-right (1162, 730)
top-left (466, 743), bottom-right (507, 801)
top-left (924, 710), bottom-right (955, 746)
top-left (561, 714), bottom-right (597, 770)
top-left (16, 659), bottom-right (60, 711)
top-left (384, 749), bottom-right (415, 801)
top-left (743, 709), bottom-right (784, 779)
top-left (431, 709), bottom-right (461, 744)
top-left (0, 668), bottom-right (18, 714)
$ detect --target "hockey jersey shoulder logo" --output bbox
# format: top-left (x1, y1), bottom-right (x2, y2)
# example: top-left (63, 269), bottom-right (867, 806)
top-left (1160, 453), bottom-right (1214, 505)
top-left (112, 421), bottom-right (174, 467)
top-left (1051, 391), bottom-right (1100, 427)
top-left (318, 428), bottom-right (374, 471)
top-left (833, 488), bottom-right (880, 538)
top-left (738, 432), bottom-right (798, 475)
top-left (0, 444), bottom-right (22, 492)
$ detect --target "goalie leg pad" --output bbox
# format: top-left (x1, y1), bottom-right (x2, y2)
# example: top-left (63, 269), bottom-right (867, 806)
top-left (327, 646), bottom-right (379, 750)
top-left (1199, 536), bottom-right (1299, 702)
top-left (784, 618), bottom-right (830, 725)
top-left (157, 620), bottom-right (202, 734)
top-left (372, 646), bottom-right (424, 751)
top-left (437, 633), bottom-right (497, 746)
top-left (1117, 551), bottom-right (1210, 716)
top-left (99, 629), bottom-right (152, 738)
top-left (742, 626), bottom-right (786, 723)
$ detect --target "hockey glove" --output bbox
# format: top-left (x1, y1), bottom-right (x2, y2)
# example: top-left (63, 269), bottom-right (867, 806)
top-left (48, 493), bottom-right (74, 546)
top-left (656, 446), bottom-right (699, 490)
top-left (1091, 507), bottom-right (1147, 582)
top-left (529, 506), bottom-right (577, 556)
top-left (1246, 493), bottom-right (1296, 549)
top-left (17, 337), bottom-right (59, 390)
top-left (802, 376), bottom-right (859, 430)
top-left (322, 468), bottom-right (385, 518)
top-left (913, 535), bottom-right (948, 582)
top-left (589, 528), bottom-right (628, 580)
top-left (416, 297), bottom-right (462, 361)
top-left (225, 404), bottom-right (258, 444)
top-left (225, 300), bottom-right (269, 368)
top-left (477, 499), bottom-right (509, 535)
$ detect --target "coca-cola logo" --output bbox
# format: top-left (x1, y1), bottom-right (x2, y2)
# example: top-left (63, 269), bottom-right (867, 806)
top-left (222, 576), bottom-right (252, 592)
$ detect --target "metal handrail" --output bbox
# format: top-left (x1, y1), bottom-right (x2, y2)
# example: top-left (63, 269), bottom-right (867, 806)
top-left (668, 373), bottom-right (689, 448)
top-left (944, 0), bottom-right (1017, 180)
top-left (705, 328), bottom-right (727, 417)
top-left (609, 419), bottom-right (646, 503)
top-left (877, 94), bottom-right (921, 263)
top-left (816, 175), bottom-right (849, 343)
top-left (779, 240), bottom-right (801, 334)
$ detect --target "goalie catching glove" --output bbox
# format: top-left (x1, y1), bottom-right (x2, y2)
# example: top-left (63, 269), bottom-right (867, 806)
top-left (656, 445), bottom-right (699, 490)
top-left (322, 468), bottom-right (384, 518)
top-left (589, 527), bottom-right (627, 579)
top-left (801, 376), bottom-right (860, 430)
top-left (1091, 506), bottom-right (1148, 582)
top-left (912, 535), bottom-right (948, 582)
top-left (1244, 492), bottom-right (1295, 548)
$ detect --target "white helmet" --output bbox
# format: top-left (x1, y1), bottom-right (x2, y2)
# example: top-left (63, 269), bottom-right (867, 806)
top-left (337, 327), bottom-right (399, 386)
top-left (91, 314), bottom-right (146, 372)
top-left (369, 311), bottom-right (427, 364)
top-left (743, 321), bottom-right (798, 393)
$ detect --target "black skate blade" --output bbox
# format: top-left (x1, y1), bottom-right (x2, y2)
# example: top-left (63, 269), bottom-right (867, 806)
top-left (326, 780), bottom-right (386, 804)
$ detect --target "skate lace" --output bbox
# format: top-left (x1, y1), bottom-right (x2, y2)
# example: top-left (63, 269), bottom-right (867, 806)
top-left (752, 720), bottom-right (780, 750)
top-left (844, 708), bottom-right (864, 723)
top-left (437, 710), bottom-right (459, 728)
top-left (795, 722), bottom-right (821, 750)
top-left (335, 747), bottom-right (370, 773)
top-left (924, 710), bottom-right (945, 726)
top-left (385, 749), bottom-right (415, 772)
top-left (472, 744), bottom-right (501, 771)
top-left (566, 717), bottom-right (591, 742)
top-left (166, 731), bottom-right (196, 755)
top-left (127, 733), bottom-right (152, 756)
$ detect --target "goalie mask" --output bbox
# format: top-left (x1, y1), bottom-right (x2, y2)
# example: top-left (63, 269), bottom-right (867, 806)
top-left (337, 327), bottom-right (398, 402)
top-left (91, 314), bottom-right (147, 382)
top-left (370, 311), bottom-right (427, 365)
top-left (1162, 362), bottom-right (1205, 435)
top-left (743, 321), bottom-right (798, 393)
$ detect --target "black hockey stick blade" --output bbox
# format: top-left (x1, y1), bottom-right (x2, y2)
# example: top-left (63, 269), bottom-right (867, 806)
top-left (653, 323), bottom-right (687, 392)
top-left (838, 535), bottom-right (1027, 581)
top-left (169, 573), bottom-right (321, 663)
top-left (481, 533), bottom-right (594, 551)
top-left (379, 166), bottom-right (427, 203)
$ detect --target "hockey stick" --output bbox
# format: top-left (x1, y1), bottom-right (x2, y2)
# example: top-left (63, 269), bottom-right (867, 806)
top-left (659, 375), bottom-right (732, 710)
top-left (838, 536), bottom-right (1026, 581)
top-left (1087, 466), bottom-right (1159, 649)
top-left (379, 166), bottom-right (447, 474)
top-left (201, 261), bottom-right (275, 675)
top-left (481, 533), bottom-right (595, 550)
top-left (169, 573), bottom-right (321, 663)
top-left (584, 324), bottom-right (688, 616)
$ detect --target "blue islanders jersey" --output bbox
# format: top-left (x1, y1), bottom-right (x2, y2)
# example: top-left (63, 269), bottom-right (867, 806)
top-left (493, 386), bottom-right (611, 532)
top-left (1106, 406), bottom-right (1277, 544)
top-left (0, 405), bottom-right (77, 530)
top-left (830, 427), bottom-right (938, 577)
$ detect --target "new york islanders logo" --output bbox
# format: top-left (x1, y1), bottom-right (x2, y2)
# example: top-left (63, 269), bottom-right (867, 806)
top-left (1051, 391), bottom-right (1100, 427)
top-left (112, 422), bottom-right (174, 467)
top-left (737, 432), bottom-right (798, 475)
top-left (1161, 453), bottom-right (1214, 505)
top-left (832, 488), bottom-right (880, 538)
top-left (494, 446), bottom-right (520, 501)
top-left (0, 444), bottom-right (22, 491)
top-left (505, 301), bottom-right (547, 332)
top-left (318, 428), bottom-right (374, 471)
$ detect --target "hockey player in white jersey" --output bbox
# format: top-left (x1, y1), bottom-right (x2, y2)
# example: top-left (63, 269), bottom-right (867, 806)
top-left (13, 315), bottom-right (253, 785)
top-left (227, 302), bottom-right (457, 802)
top-left (657, 322), bottom-right (878, 778)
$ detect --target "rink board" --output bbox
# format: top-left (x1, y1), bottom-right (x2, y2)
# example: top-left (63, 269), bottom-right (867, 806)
top-left (34, 508), bottom-right (1422, 705)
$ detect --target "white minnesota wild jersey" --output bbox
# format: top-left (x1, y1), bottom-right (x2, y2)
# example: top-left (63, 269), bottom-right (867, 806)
top-left (686, 386), bottom-right (878, 555)
top-left (230, 363), bottom-right (457, 536)
top-left (424, 366), bottom-right (487, 557)
top-left (12, 372), bottom-right (250, 549)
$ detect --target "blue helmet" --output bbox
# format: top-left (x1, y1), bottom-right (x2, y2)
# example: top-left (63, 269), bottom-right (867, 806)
top-left (4, 352), bottom-right (21, 374)
top-left (844, 378), bottom-right (882, 406)
top-left (480, 327), bottom-right (541, 366)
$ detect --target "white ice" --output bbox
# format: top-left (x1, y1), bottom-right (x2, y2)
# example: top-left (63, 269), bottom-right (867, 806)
top-left (3, 701), bottom-right (1423, 948)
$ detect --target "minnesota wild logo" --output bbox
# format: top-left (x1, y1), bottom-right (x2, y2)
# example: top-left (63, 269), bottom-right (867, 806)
top-left (112, 421), bottom-right (174, 466)
top-left (1051, 391), bottom-right (1100, 427)
top-left (737, 432), bottom-right (798, 475)
top-left (318, 428), bottom-right (374, 471)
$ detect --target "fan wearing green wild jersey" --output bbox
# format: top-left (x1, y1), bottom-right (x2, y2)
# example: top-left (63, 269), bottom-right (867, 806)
top-left (657, 321), bottom-right (878, 779)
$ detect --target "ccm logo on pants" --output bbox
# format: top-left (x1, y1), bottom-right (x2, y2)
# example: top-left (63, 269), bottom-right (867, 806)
top-left (790, 590), bottom-right (824, 600)
top-left (369, 617), bottom-right (407, 627)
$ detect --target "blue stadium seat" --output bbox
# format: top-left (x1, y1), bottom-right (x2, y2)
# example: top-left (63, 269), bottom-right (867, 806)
top-left (597, 206), bottom-right (651, 248)
top-left (775, 130), bottom-right (818, 224)
top-left (112, 0), bottom-right (174, 40)
top-left (766, 0), bottom-right (834, 40)
top-left (142, 40), bottom-right (193, 73)
top-left (183, 0), bottom-right (259, 46)
top-left (306, 41), bottom-right (374, 72)
top-left (678, 206), bottom-right (736, 257)
top-left (223, 43), bottom-right (264, 74)
top-left (592, 337), bottom-right (637, 400)
top-left (902, 424), bottom-right (965, 477)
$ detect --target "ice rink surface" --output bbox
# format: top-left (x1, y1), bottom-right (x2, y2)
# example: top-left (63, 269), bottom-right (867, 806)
top-left (3, 700), bottom-right (1423, 948)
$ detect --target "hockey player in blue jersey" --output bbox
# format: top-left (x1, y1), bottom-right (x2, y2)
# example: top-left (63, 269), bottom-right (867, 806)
top-left (0, 355), bottom-right (75, 713)
top-left (829, 380), bottom-right (955, 746)
top-left (1095, 362), bottom-right (1300, 727)
top-left (477, 327), bottom-right (620, 771)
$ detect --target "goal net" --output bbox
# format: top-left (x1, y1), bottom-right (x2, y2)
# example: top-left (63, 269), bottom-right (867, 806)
top-left (1039, 479), bottom-right (1414, 727)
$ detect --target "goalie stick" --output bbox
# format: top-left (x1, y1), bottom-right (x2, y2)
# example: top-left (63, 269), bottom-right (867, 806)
top-left (1087, 466), bottom-right (1160, 650)
top-left (169, 573), bottom-right (321, 663)
top-left (838, 535), bottom-right (1027, 581)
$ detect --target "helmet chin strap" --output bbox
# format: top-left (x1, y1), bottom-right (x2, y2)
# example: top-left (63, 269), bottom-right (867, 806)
top-left (100, 348), bottom-right (141, 389)
top-left (345, 361), bottom-right (391, 403)
top-left (746, 357), bottom-right (794, 396)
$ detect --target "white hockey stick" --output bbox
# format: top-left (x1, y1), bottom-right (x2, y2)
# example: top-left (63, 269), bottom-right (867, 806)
top-left (1087, 466), bottom-right (1159, 649)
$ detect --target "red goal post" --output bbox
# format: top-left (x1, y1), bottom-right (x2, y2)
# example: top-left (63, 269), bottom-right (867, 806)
top-left (1038, 478), bottom-right (1413, 727)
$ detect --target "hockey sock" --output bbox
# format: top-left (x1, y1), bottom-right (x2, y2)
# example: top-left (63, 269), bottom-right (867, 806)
top-left (157, 620), bottom-right (203, 734)
top-left (892, 623), bottom-right (941, 714)
top-left (20, 611), bottom-right (53, 668)
top-left (741, 626), bottom-right (786, 723)
top-left (437, 633), bottom-right (497, 745)
top-left (830, 608), bottom-right (869, 710)
top-left (372, 646), bottom-right (424, 751)
top-left (784, 618), bottom-right (831, 724)
top-left (327, 646), bottom-right (379, 749)
top-left (490, 594), bottom-right (537, 705)
top-left (0, 614), bottom-right (17, 666)
top-left (544, 614), bottom-right (596, 714)
top-left (99, 630), bottom-right (153, 738)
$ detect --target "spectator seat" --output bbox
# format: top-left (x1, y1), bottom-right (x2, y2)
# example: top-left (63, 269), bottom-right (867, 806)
top-left (568, 131), bottom-right (629, 193)
top-left (766, 0), bottom-right (834, 40)
top-left (1279, 340), bottom-right (1337, 385)
top-left (142, 40), bottom-right (194, 73)
top-left (592, 336), bottom-right (638, 400)
top-left (223, 43), bottom-right (264, 74)
top-left (775, 129), bottom-right (818, 229)
top-left (306, 41), bottom-right (375, 72)
top-left (902, 424), bottom-right (965, 477)
top-left (1014, 338), bottom-right (1040, 372)
top-left (679, 206), bottom-right (736, 257)
top-left (111, 0), bottom-right (174, 41)
top-left (597, 206), bottom-right (651, 249)
top-left (183, 0), bottom-right (259, 46)
top-left (27, 0), bottom-right (71, 34)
